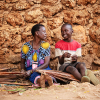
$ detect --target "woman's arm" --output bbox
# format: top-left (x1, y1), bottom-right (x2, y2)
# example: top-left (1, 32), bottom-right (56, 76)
top-left (21, 58), bottom-right (26, 71)
top-left (33, 56), bottom-right (50, 72)
top-left (21, 58), bottom-right (27, 77)
top-left (25, 56), bottom-right (50, 77)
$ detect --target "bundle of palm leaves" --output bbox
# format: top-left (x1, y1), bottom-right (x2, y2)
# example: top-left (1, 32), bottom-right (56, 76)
top-left (0, 68), bottom-right (31, 86)
top-left (36, 69), bottom-right (80, 83)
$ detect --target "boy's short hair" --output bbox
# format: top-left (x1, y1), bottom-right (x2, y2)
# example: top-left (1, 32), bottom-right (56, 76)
top-left (61, 23), bottom-right (73, 30)
top-left (31, 24), bottom-right (44, 36)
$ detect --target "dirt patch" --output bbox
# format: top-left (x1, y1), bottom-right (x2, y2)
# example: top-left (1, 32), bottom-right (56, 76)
top-left (0, 82), bottom-right (100, 100)
top-left (0, 70), bottom-right (100, 100)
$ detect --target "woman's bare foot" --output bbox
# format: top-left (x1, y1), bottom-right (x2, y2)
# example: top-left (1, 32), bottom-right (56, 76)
top-left (40, 74), bottom-right (45, 88)
top-left (45, 75), bottom-right (53, 87)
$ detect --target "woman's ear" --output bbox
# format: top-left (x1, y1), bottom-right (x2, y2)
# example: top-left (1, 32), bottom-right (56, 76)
top-left (35, 31), bottom-right (38, 36)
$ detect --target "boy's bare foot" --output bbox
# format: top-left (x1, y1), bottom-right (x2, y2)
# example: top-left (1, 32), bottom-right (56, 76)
top-left (45, 75), bottom-right (53, 87)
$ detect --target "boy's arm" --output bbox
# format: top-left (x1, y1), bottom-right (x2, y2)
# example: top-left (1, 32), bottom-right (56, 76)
top-left (58, 55), bottom-right (64, 65)
top-left (71, 44), bottom-right (82, 63)
top-left (55, 48), bottom-right (64, 64)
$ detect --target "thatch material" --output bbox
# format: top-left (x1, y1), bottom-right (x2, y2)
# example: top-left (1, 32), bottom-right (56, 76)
top-left (0, 78), bottom-right (16, 82)
top-left (0, 68), bottom-right (17, 72)
top-left (0, 69), bottom-right (30, 86)
top-left (0, 68), bottom-right (80, 87)
top-left (0, 72), bottom-right (23, 75)
top-left (0, 68), bottom-right (10, 72)
top-left (36, 70), bottom-right (80, 82)
top-left (0, 82), bottom-right (31, 86)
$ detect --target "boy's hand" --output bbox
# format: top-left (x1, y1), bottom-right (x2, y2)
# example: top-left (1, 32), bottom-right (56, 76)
top-left (71, 55), bottom-right (77, 62)
top-left (62, 52), bottom-right (71, 58)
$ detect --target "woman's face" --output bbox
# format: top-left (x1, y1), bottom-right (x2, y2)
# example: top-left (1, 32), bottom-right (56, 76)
top-left (37, 26), bottom-right (47, 40)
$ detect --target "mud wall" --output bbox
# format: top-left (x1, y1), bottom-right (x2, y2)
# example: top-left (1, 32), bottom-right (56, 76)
top-left (0, 0), bottom-right (100, 70)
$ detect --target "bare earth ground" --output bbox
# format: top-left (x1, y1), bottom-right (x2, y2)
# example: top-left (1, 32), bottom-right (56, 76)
top-left (0, 71), bottom-right (100, 100)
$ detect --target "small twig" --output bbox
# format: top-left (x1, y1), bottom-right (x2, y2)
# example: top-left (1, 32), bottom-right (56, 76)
top-left (0, 68), bottom-right (18, 72)
top-left (0, 78), bottom-right (16, 82)
top-left (0, 72), bottom-right (23, 75)
top-left (0, 82), bottom-right (31, 86)
top-left (0, 68), bottom-right (9, 72)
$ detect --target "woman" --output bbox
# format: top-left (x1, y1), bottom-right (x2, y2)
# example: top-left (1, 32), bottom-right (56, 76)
top-left (21, 24), bottom-right (56, 88)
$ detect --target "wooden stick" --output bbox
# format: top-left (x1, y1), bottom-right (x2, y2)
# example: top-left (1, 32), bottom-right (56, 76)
top-left (0, 75), bottom-right (23, 78)
top-left (0, 82), bottom-right (31, 86)
top-left (0, 68), bottom-right (18, 72)
top-left (0, 72), bottom-right (23, 75)
top-left (27, 85), bottom-right (40, 88)
top-left (0, 79), bottom-right (16, 82)
top-left (0, 68), bottom-right (9, 72)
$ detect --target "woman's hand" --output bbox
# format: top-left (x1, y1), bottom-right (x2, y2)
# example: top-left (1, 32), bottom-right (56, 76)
top-left (21, 69), bottom-right (26, 77)
top-left (21, 70), bottom-right (32, 78)
top-left (24, 70), bottom-right (32, 77)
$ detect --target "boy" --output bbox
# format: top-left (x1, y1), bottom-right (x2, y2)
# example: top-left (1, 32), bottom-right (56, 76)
top-left (55, 23), bottom-right (100, 85)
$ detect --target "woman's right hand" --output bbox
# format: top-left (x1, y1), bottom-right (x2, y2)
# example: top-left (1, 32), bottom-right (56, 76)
top-left (21, 69), bottom-right (31, 78)
top-left (21, 69), bottom-right (26, 78)
top-left (25, 70), bottom-right (32, 77)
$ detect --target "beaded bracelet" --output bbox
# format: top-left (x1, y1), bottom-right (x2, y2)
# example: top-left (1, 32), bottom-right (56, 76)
top-left (31, 70), bottom-right (33, 74)
top-left (21, 69), bottom-right (25, 71)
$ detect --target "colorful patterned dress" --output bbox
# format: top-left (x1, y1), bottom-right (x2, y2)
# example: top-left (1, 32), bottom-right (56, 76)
top-left (21, 41), bottom-right (52, 84)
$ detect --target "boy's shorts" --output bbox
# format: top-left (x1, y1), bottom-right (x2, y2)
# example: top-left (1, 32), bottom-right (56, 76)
top-left (59, 62), bottom-right (80, 72)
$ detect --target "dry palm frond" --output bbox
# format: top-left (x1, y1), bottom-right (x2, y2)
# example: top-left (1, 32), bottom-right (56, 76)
top-left (0, 68), bottom-right (10, 72)
top-left (0, 68), bottom-right (17, 72)
top-left (0, 72), bottom-right (23, 75)
top-left (0, 69), bottom-right (39, 88)
top-left (0, 82), bottom-right (31, 86)
top-left (0, 78), bottom-right (16, 82)
top-left (36, 69), bottom-right (80, 82)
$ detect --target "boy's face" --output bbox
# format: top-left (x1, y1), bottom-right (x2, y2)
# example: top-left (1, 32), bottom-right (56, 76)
top-left (61, 25), bottom-right (73, 40)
